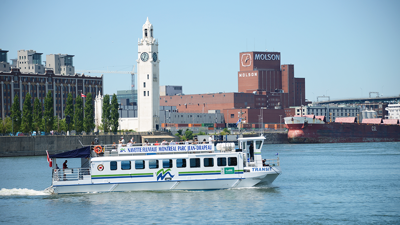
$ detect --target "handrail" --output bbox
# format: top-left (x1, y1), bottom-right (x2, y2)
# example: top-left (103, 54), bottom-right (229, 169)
top-left (52, 168), bottom-right (90, 181)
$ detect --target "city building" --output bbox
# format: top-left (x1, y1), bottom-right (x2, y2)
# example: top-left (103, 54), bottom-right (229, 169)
top-left (16, 50), bottom-right (45, 74)
top-left (117, 90), bottom-right (137, 106)
top-left (46, 54), bottom-right (75, 75)
top-left (160, 85), bottom-right (182, 96)
top-left (160, 50), bottom-right (306, 127)
top-left (0, 68), bottom-right (103, 120)
top-left (0, 49), bottom-right (11, 72)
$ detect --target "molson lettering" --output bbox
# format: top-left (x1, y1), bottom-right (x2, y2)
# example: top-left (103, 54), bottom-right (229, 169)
top-left (254, 54), bottom-right (280, 61)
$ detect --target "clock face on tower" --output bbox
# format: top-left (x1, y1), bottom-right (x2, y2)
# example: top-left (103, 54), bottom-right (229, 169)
top-left (141, 52), bottom-right (149, 62)
top-left (152, 52), bottom-right (157, 62)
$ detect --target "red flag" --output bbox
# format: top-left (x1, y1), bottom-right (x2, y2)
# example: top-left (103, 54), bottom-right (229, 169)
top-left (46, 150), bottom-right (52, 167)
top-left (81, 93), bottom-right (86, 97)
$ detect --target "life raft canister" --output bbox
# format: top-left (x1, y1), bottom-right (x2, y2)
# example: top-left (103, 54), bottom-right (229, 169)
top-left (94, 145), bottom-right (103, 154)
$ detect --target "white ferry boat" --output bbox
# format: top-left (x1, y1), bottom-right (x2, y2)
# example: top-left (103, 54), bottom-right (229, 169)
top-left (47, 137), bottom-right (281, 194)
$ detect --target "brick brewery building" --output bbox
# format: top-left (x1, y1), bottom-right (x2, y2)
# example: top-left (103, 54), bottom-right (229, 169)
top-left (160, 51), bottom-right (305, 127)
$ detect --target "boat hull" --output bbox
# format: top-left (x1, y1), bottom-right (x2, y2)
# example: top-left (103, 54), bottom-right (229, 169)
top-left (287, 123), bottom-right (400, 143)
top-left (51, 169), bottom-right (280, 194)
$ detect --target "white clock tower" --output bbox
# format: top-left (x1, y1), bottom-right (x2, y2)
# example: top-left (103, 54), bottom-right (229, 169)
top-left (137, 18), bottom-right (160, 132)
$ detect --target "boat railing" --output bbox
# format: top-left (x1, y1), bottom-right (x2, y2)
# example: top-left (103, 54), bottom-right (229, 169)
top-left (52, 168), bottom-right (91, 181)
top-left (263, 158), bottom-right (280, 167)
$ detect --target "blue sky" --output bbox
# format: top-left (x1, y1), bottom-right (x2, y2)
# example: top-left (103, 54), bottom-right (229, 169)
top-left (2, 0), bottom-right (399, 102)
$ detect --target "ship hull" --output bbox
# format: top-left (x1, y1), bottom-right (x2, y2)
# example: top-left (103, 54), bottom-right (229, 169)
top-left (287, 123), bottom-right (400, 143)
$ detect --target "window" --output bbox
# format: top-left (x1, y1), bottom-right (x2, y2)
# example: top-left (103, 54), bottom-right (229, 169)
top-left (110, 161), bottom-right (117, 170)
top-left (256, 141), bottom-right (262, 149)
top-left (230, 114), bottom-right (234, 118)
top-left (149, 160), bottom-right (159, 169)
top-left (143, 82), bottom-right (146, 88)
top-left (163, 159), bottom-right (173, 168)
top-left (144, 91), bottom-right (146, 96)
top-left (204, 158), bottom-right (214, 167)
top-left (228, 157), bottom-right (237, 166)
top-left (217, 157), bottom-right (226, 166)
top-left (147, 74), bottom-right (149, 79)
top-left (176, 159), bottom-right (186, 168)
top-left (190, 158), bottom-right (200, 168)
top-left (135, 160), bottom-right (145, 169)
top-left (121, 161), bottom-right (131, 170)
top-left (147, 91), bottom-right (149, 96)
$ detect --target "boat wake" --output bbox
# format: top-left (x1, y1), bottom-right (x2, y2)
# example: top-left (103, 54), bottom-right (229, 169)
top-left (0, 188), bottom-right (52, 196)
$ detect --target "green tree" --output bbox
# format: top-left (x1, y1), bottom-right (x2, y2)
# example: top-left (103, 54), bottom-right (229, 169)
top-left (102, 94), bottom-right (111, 132)
top-left (44, 91), bottom-right (54, 133)
top-left (11, 95), bottom-right (21, 133)
top-left (21, 93), bottom-right (33, 133)
top-left (83, 93), bottom-right (95, 133)
top-left (74, 95), bottom-right (83, 132)
top-left (0, 117), bottom-right (12, 134)
top-left (32, 98), bottom-right (42, 133)
top-left (110, 94), bottom-right (119, 133)
top-left (177, 129), bottom-right (183, 136)
top-left (65, 93), bottom-right (74, 131)
top-left (53, 116), bottom-right (66, 133)
top-left (184, 129), bottom-right (193, 140)
top-left (223, 128), bottom-right (230, 134)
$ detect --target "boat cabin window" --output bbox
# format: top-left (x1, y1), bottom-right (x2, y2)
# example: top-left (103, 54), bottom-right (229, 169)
top-left (256, 141), bottom-right (263, 149)
top-left (121, 161), bottom-right (131, 170)
top-left (110, 161), bottom-right (117, 170)
top-left (217, 157), bottom-right (226, 166)
top-left (149, 160), bottom-right (159, 169)
top-left (228, 157), bottom-right (237, 166)
top-left (135, 160), bottom-right (145, 169)
top-left (163, 159), bottom-right (173, 168)
top-left (176, 159), bottom-right (186, 168)
top-left (204, 158), bottom-right (214, 167)
top-left (190, 158), bottom-right (200, 168)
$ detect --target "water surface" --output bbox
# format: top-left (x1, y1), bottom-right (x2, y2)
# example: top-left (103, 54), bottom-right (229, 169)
top-left (1, 142), bottom-right (399, 224)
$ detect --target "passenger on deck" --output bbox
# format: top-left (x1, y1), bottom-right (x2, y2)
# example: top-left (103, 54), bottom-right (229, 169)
top-left (63, 160), bottom-right (68, 169)
top-left (120, 136), bottom-right (125, 146)
top-left (112, 142), bottom-right (117, 149)
top-left (193, 139), bottom-right (198, 145)
top-left (154, 141), bottom-right (160, 146)
top-left (203, 139), bottom-right (206, 144)
top-left (249, 143), bottom-right (254, 162)
top-left (209, 135), bottom-right (213, 145)
top-left (161, 140), bottom-right (167, 145)
top-left (170, 140), bottom-right (175, 145)
top-left (63, 160), bottom-right (68, 181)
top-left (127, 141), bottom-right (132, 147)
top-left (185, 140), bottom-right (189, 145)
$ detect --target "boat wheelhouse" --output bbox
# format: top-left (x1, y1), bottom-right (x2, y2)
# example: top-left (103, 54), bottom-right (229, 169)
top-left (48, 137), bottom-right (281, 194)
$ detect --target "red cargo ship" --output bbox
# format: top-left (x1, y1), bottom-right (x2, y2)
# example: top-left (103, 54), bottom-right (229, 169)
top-left (284, 115), bottom-right (400, 143)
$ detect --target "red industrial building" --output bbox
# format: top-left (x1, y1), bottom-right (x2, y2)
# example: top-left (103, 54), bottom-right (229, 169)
top-left (160, 51), bottom-right (305, 126)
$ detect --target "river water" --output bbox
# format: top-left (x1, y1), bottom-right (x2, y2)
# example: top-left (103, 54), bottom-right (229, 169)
top-left (1, 142), bottom-right (400, 224)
